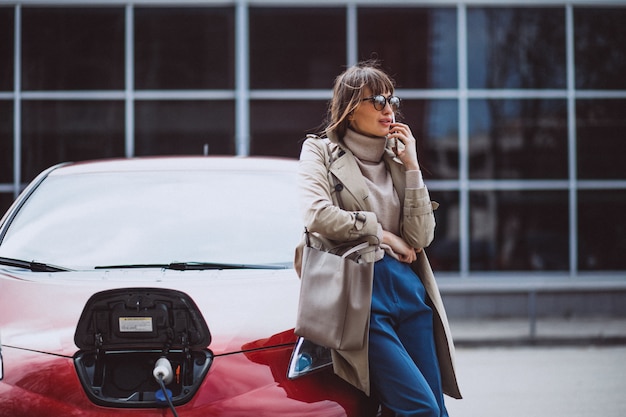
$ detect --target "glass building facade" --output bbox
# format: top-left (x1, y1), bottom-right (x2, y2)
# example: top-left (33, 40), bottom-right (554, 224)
top-left (1, 0), bottom-right (625, 277)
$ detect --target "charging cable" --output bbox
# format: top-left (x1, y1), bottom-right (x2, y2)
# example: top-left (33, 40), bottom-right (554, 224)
top-left (153, 357), bottom-right (179, 417)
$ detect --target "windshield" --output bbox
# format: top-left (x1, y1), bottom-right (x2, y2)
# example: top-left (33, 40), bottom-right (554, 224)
top-left (0, 168), bottom-right (302, 270)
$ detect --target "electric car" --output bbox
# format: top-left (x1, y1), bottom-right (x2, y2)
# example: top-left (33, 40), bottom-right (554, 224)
top-left (0, 157), bottom-right (377, 416)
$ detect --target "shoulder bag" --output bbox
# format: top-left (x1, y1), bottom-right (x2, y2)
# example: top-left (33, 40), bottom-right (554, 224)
top-left (294, 229), bottom-right (374, 350)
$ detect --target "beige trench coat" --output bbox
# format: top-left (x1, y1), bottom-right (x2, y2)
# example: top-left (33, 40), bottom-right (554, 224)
top-left (297, 135), bottom-right (462, 400)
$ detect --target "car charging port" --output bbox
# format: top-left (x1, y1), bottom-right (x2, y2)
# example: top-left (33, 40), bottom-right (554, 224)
top-left (73, 288), bottom-right (213, 409)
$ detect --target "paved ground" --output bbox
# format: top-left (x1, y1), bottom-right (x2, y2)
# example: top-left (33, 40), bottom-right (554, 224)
top-left (443, 345), bottom-right (626, 417)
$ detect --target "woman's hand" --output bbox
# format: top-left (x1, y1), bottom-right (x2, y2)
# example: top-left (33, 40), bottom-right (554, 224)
top-left (382, 230), bottom-right (421, 264)
top-left (389, 122), bottom-right (420, 171)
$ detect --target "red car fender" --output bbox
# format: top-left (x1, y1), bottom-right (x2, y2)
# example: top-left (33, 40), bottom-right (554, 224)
top-left (1, 341), bottom-right (378, 416)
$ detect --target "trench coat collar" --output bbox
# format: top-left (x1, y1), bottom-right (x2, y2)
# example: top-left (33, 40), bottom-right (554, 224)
top-left (327, 141), bottom-right (407, 212)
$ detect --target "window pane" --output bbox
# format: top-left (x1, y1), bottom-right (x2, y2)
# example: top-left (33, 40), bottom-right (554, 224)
top-left (0, 7), bottom-right (13, 91)
top-left (578, 190), bottom-right (626, 270)
top-left (0, 193), bottom-right (12, 217)
top-left (22, 7), bottom-right (124, 91)
top-left (135, 7), bottom-right (235, 90)
top-left (401, 99), bottom-right (458, 180)
top-left (358, 7), bottom-right (457, 89)
top-left (249, 8), bottom-right (346, 89)
top-left (468, 99), bottom-right (568, 180)
top-left (576, 99), bottom-right (626, 180)
top-left (0, 101), bottom-right (12, 183)
top-left (428, 191), bottom-right (460, 271)
top-left (467, 8), bottom-right (566, 89)
top-left (250, 100), bottom-right (328, 158)
top-left (21, 101), bottom-right (125, 181)
top-left (470, 190), bottom-right (569, 271)
top-left (135, 101), bottom-right (235, 156)
top-left (575, 8), bottom-right (626, 90)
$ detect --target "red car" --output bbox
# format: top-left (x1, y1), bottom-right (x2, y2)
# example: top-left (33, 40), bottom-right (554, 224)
top-left (0, 157), bottom-right (377, 416)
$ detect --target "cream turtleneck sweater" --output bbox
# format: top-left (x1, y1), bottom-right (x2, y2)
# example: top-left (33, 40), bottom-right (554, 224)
top-left (342, 129), bottom-right (423, 238)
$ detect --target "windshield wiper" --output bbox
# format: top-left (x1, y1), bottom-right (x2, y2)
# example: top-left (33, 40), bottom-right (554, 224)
top-left (95, 262), bottom-right (288, 271)
top-left (167, 262), bottom-right (287, 271)
top-left (0, 256), bottom-right (70, 272)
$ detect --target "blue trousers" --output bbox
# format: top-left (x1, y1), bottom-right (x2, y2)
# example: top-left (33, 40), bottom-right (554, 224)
top-left (369, 255), bottom-right (448, 417)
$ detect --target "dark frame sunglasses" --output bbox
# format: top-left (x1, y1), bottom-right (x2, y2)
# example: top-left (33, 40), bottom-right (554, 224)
top-left (361, 95), bottom-right (401, 111)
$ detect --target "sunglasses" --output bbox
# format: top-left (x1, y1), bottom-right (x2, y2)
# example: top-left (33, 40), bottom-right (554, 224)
top-left (361, 95), bottom-right (401, 111)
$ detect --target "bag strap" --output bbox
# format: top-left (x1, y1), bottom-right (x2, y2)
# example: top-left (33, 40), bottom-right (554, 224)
top-left (340, 241), bottom-right (370, 258)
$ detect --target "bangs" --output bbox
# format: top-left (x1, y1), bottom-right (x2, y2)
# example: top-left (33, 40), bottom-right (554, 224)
top-left (363, 69), bottom-right (395, 96)
top-left (343, 66), bottom-right (395, 97)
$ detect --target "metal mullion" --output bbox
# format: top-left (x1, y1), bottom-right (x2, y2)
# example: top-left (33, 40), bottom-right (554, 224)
top-left (235, 0), bottom-right (249, 156)
top-left (575, 90), bottom-right (626, 99)
top-left (467, 180), bottom-right (570, 191)
top-left (577, 180), bottom-right (626, 190)
top-left (427, 180), bottom-right (462, 191)
top-left (134, 90), bottom-right (236, 100)
top-left (566, 4), bottom-right (578, 277)
top-left (458, 3), bottom-right (470, 278)
top-left (20, 91), bottom-right (126, 100)
top-left (13, 5), bottom-right (21, 198)
top-left (346, 2), bottom-right (357, 66)
top-left (466, 89), bottom-right (568, 99)
top-left (396, 89), bottom-right (459, 100)
top-left (248, 90), bottom-right (331, 100)
top-left (125, 4), bottom-right (134, 157)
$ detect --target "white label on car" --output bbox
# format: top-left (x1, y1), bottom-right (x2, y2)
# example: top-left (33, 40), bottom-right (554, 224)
top-left (119, 317), bottom-right (153, 332)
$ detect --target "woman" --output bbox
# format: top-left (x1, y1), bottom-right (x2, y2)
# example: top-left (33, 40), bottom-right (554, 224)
top-left (297, 62), bottom-right (461, 416)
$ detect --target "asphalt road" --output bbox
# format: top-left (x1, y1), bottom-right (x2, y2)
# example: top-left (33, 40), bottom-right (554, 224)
top-left (443, 346), bottom-right (626, 417)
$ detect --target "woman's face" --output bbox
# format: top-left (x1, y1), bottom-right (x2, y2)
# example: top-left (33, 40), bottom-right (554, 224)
top-left (348, 88), bottom-right (395, 138)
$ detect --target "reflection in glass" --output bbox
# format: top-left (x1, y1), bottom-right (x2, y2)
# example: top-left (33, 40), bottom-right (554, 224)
top-left (250, 100), bottom-right (328, 159)
top-left (401, 100), bottom-right (458, 180)
top-left (470, 190), bottom-right (569, 271)
top-left (467, 7), bottom-right (566, 89)
top-left (576, 99), bottom-right (626, 180)
top-left (249, 8), bottom-right (345, 89)
top-left (22, 8), bottom-right (124, 90)
top-left (0, 193), bottom-right (12, 217)
top-left (428, 191), bottom-right (460, 271)
top-left (135, 101), bottom-right (235, 156)
top-left (575, 8), bottom-right (626, 90)
top-left (21, 101), bottom-right (125, 182)
top-left (134, 7), bottom-right (235, 90)
top-left (0, 101), bottom-right (12, 183)
top-left (578, 190), bottom-right (626, 270)
top-left (0, 7), bottom-right (13, 91)
top-left (358, 7), bottom-right (457, 89)
top-left (468, 99), bottom-right (568, 179)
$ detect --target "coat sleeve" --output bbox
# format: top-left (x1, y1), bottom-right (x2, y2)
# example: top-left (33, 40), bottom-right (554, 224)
top-left (298, 138), bottom-right (380, 243)
top-left (400, 184), bottom-right (437, 249)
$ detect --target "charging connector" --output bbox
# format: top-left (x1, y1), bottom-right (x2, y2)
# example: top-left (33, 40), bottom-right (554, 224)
top-left (153, 357), bottom-right (174, 385)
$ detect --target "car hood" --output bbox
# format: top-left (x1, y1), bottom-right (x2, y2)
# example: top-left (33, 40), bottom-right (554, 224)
top-left (0, 268), bottom-right (301, 357)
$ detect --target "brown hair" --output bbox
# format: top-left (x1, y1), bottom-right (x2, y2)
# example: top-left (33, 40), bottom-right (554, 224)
top-left (324, 61), bottom-right (396, 142)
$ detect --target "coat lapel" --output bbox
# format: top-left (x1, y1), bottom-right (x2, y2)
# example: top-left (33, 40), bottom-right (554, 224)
top-left (328, 145), bottom-right (372, 211)
top-left (328, 143), bottom-right (408, 212)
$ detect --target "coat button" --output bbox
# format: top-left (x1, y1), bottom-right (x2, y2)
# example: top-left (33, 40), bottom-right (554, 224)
top-left (335, 183), bottom-right (344, 192)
